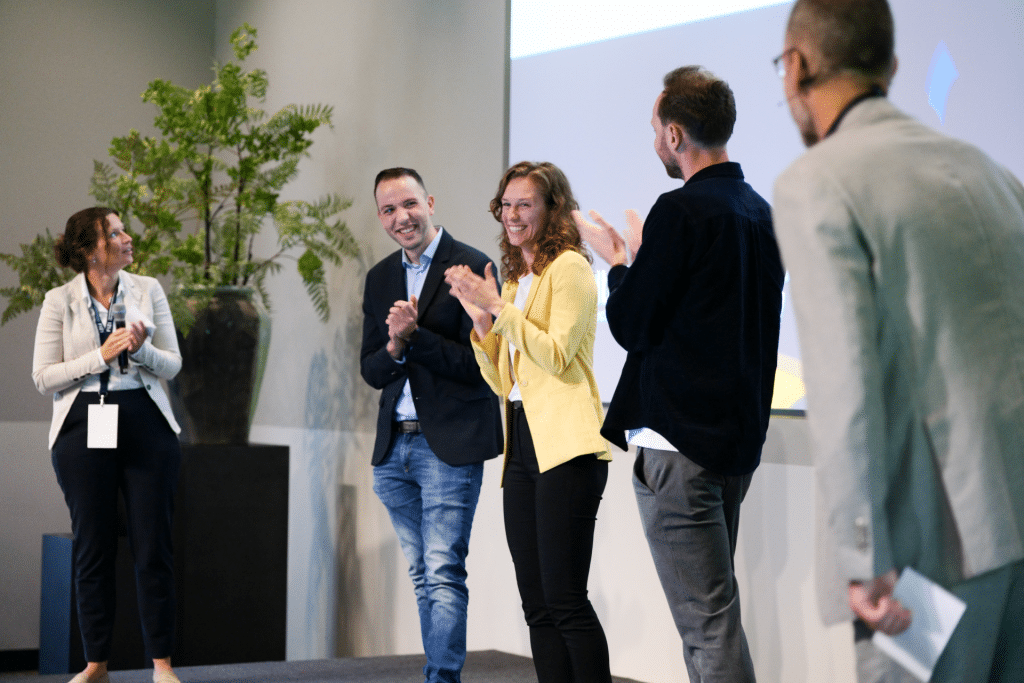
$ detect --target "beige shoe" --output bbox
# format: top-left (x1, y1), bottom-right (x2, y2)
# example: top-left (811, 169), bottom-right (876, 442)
top-left (153, 671), bottom-right (182, 683)
top-left (67, 672), bottom-right (109, 683)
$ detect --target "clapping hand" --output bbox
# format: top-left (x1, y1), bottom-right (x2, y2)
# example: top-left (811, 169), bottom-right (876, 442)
top-left (572, 209), bottom-right (644, 267)
top-left (99, 321), bottom-right (147, 364)
top-left (446, 263), bottom-right (502, 338)
top-left (622, 209), bottom-right (644, 263)
top-left (385, 296), bottom-right (418, 358)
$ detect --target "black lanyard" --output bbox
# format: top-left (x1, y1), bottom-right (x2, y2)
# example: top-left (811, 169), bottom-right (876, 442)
top-left (89, 283), bottom-right (120, 395)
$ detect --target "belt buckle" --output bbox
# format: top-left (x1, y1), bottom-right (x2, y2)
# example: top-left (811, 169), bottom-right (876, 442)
top-left (396, 420), bottom-right (420, 434)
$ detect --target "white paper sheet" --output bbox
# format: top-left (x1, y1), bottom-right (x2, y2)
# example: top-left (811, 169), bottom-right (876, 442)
top-left (872, 566), bottom-right (966, 681)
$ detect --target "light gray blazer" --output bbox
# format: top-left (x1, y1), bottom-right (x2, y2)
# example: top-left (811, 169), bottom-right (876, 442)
top-left (32, 271), bottom-right (182, 449)
top-left (772, 97), bottom-right (1024, 624)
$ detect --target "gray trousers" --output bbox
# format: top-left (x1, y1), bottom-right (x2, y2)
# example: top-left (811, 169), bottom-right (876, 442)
top-left (856, 559), bottom-right (1024, 683)
top-left (633, 447), bottom-right (756, 683)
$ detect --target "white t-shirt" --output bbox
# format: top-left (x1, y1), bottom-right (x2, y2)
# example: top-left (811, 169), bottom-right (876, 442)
top-left (506, 271), bottom-right (534, 403)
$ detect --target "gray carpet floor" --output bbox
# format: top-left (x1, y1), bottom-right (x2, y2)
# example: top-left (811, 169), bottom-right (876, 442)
top-left (0, 650), bottom-right (648, 683)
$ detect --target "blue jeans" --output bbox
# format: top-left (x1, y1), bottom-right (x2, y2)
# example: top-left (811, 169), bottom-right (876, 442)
top-left (373, 432), bottom-right (484, 683)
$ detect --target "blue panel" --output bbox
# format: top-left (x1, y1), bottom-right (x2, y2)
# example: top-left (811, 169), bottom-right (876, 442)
top-left (39, 533), bottom-right (73, 675)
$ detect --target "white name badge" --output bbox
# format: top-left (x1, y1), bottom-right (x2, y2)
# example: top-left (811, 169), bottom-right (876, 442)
top-left (87, 402), bottom-right (119, 449)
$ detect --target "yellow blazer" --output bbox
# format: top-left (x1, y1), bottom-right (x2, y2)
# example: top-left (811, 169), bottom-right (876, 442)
top-left (471, 250), bottom-right (609, 481)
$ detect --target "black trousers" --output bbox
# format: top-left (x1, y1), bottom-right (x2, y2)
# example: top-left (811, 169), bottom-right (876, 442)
top-left (51, 389), bottom-right (181, 662)
top-left (503, 402), bottom-right (612, 683)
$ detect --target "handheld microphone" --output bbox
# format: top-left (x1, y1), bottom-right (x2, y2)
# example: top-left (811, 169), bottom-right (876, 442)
top-left (111, 303), bottom-right (128, 374)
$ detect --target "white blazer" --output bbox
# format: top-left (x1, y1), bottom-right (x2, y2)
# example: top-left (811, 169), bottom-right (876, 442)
top-left (32, 271), bottom-right (182, 448)
top-left (773, 97), bottom-right (1024, 624)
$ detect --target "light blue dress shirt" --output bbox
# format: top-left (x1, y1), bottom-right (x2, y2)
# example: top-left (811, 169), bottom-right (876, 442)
top-left (393, 227), bottom-right (444, 421)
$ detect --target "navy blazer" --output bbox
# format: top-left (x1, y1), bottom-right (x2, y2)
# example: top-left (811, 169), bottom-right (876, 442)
top-left (602, 162), bottom-right (784, 476)
top-left (360, 229), bottom-right (502, 466)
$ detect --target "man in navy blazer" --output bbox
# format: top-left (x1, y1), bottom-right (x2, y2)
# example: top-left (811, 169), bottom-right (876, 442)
top-left (577, 67), bottom-right (784, 683)
top-left (360, 167), bottom-right (501, 683)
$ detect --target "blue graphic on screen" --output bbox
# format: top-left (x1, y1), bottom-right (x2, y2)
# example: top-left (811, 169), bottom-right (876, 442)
top-left (927, 41), bottom-right (959, 124)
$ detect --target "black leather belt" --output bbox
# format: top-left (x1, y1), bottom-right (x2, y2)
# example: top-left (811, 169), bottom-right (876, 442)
top-left (394, 420), bottom-right (421, 433)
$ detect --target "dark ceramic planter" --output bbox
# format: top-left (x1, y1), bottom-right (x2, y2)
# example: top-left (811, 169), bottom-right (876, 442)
top-left (168, 286), bottom-right (270, 445)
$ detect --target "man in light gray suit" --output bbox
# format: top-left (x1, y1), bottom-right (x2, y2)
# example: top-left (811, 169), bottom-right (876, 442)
top-left (772, 0), bottom-right (1024, 681)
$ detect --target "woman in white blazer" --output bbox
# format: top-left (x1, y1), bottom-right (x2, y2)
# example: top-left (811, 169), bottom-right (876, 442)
top-left (446, 162), bottom-right (612, 683)
top-left (32, 207), bottom-right (183, 683)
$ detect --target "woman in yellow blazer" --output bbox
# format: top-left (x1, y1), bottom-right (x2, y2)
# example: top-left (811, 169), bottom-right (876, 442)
top-left (446, 161), bottom-right (612, 683)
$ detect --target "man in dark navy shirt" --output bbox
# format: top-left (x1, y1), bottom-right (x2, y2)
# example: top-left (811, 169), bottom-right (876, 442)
top-left (577, 66), bottom-right (784, 683)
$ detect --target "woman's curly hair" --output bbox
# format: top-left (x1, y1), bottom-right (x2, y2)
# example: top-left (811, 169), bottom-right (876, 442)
top-left (490, 161), bottom-right (592, 281)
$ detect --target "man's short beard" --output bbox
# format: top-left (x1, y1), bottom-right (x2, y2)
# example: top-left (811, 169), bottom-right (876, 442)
top-left (664, 159), bottom-right (683, 179)
top-left (800, 125), bottom-right (820, 147)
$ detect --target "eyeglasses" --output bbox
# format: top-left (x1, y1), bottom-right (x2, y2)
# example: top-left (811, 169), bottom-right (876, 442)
top-left (772, 48), bottom-right (798, 78)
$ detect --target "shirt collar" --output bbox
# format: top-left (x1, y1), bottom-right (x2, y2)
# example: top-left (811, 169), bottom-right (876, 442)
top-left (77, 271), bottom-right (123, 301)
top-left (685, 161), bottom-right (744, 185)
top-left (402, 225), bottom-right (444, 268)
top-left (825, 85), bottom-right (886, 138)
